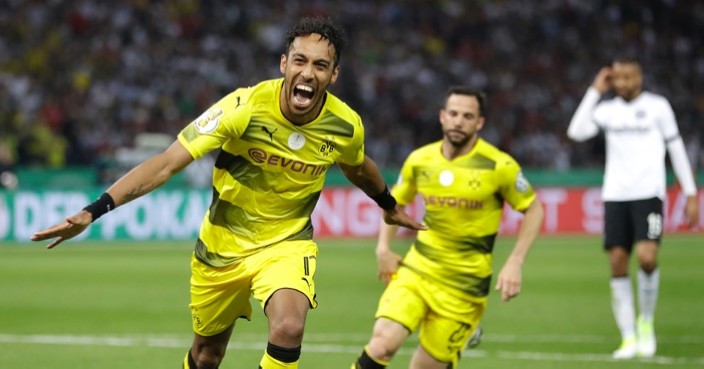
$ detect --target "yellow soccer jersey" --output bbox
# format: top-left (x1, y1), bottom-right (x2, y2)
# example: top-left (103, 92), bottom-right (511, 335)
top-left (392, 139), bottom-right (536, 299)
top-left (178, 78), bottom-right (365, 266)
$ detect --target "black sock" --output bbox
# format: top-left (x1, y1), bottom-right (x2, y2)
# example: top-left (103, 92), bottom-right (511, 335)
top-left (355, 349), bottom-right (386, 369)
top-left (266, 342), bottom-right (301, 363)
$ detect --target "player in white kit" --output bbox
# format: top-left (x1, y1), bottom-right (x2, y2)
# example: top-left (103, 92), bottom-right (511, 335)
top-left (567, 57), bottom-right (699, 359)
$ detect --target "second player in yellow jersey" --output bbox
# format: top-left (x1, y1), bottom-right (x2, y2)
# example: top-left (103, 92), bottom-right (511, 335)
top-left (352, 86), bottom-right (545, 369)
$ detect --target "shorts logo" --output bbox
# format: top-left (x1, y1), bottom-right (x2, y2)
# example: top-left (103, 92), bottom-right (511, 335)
top-left (193, 107), bottom-right (223, 134)
top-left (191, 311), bottom-right (203, 329)
top-left (646, 212), bottom-right (663, 239)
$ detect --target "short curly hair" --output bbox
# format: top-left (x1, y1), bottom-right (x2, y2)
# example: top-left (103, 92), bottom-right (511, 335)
top-left (284, 16), bottom-right (347, 67)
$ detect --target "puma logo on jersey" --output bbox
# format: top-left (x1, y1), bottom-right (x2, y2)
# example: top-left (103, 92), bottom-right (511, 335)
top-left (262, 126), bottom-right (278, 141)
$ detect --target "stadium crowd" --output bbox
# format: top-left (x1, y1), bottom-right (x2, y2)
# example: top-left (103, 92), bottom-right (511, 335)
top-left (1, 0), bottom-right (703, 183)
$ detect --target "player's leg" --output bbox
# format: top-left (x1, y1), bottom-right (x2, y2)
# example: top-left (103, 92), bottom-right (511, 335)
top-left (251, 240), bottom-right (319, 368)
top-left (409, 345), bottom-right (449, 369)
top-left (635, 241), bottom-right (659, 358)
top-left (608, 246), bottom-right (638, 359)
top-left (352, 317), bottom-right (411, 369)
top-left (604, 201), bottom-right (637, 359)
top-left (635, 239), bottom-right (659, 326)
top-left (186, 252), bottom-right (255, 368)
top-left (352, 267), bottom-right (426, 368)
top-left (633, 198), bottom-right (663, 358)
top-left (184, 326), bottom-right (234, 369)
top-left (259, 288), bottom-right (310, 368)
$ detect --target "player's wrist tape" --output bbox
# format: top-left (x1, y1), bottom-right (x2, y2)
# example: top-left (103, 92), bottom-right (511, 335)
top-left (83, 192), bottom-right (115, 222)
top-left (371, 185), bottom-right (397, 210)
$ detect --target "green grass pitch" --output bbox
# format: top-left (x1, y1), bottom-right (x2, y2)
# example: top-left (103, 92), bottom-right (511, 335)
top-left (1, 234), bottom-right (702, 368)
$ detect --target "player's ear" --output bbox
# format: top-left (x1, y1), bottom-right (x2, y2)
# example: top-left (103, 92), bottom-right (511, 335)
top-left (280, 54), bottom-right (287, 74)
top-left (477, 116), bottom-right (486, 130)
top-left (329, 65), bottom-right (340, 84)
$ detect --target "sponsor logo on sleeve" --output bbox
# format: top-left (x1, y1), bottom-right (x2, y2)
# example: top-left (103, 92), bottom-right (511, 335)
top-left (515, 171), bottom-right (530, 192)
top-left (193, 107), bottom-right (224, 134)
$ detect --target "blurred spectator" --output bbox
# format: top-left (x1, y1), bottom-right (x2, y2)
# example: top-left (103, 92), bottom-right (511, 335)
top-left (1, 0), bottom-right (702, 181)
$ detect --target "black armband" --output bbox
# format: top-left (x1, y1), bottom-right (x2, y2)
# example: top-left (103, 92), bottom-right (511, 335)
top-left (83, 192), bottom-right (115, 222)
top-left (370, 185), bottom-right (397, 210)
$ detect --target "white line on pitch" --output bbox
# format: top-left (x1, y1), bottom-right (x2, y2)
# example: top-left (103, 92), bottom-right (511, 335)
top-left (1, 333), bottom-right (703, 366)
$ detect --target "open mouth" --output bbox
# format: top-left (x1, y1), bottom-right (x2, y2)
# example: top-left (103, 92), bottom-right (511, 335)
top-left (293, 84), bottom-right (315, 107)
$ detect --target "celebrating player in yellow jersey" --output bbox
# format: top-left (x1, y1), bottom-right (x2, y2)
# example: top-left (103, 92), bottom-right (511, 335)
top-left (31, 17), bottom-right (425, 369)
top-left (351, 86), bottom-right (544, 369)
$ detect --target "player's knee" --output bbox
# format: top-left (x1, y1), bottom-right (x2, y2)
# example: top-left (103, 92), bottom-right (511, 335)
top-left (269, 316), bottom-right (305, 343)
top-left (367, 333), bottom-right (401, 361)
top-left (639, 260), bottom-right (657, 274)
top-left (637, 252), bottom-right (657, 273)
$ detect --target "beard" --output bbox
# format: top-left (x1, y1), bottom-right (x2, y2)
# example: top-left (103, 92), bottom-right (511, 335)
top-left (444, 130), bottom-right (472, 148)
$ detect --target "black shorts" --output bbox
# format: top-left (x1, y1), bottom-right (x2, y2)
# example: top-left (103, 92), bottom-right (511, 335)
top-left (604, 197), bottom-right (663, 253)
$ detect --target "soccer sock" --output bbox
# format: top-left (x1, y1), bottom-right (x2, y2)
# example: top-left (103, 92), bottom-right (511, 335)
top-left (258, 342), bottom-right (301, 368)
top-left (637, 268), bottom-right (660, 323)
top-left (183, 349), bottom-right (196, 369)
top-left (352, 346), bottom-right (388, 369)
top-left (610, 277), bottom-right (636, 340)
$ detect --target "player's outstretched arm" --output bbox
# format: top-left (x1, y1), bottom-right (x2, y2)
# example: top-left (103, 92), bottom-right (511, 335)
top-left (31, 140), bottom-right (194, 249)
top-left (495, 199), bottom-right (544, 302)
top-left (339, 155), bottom-right (426, 231)
top-left (30, 211), bottom-right (93, 249)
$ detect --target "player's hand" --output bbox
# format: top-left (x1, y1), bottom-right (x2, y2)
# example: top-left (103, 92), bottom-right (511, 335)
top-left (382, 205), bottom-right (428, 231)
top-left (592, 66), bottom-right (612, 93)
top-left (684, 195), bottom-right (700, 228)
top-left (376, 249), bottom-right (402, 284)
top-left (495, 261), bottom-right (522, 302)
top-left (30, 210), bottom-right (93, 249)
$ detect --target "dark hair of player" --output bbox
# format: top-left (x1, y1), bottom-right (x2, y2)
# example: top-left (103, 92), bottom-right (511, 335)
top-left (284, 16), bottom-right (347, 68)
